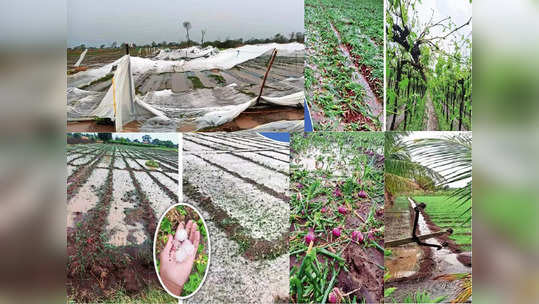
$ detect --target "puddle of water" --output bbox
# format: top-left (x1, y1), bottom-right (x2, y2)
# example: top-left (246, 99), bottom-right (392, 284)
top-left (409, 198), bottom-right (470, 273)
top-left (386, 246), bottom-right (422, 279)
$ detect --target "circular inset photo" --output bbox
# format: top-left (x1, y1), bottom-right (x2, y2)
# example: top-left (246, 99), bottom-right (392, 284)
top-left (153, 203), bottom-right (210, 298)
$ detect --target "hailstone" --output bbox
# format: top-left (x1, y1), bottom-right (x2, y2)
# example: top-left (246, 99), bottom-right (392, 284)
top-left (175, 249), bottom-right (188, 263)
top-left (181, 239), bottom-right (195, 255)
top-left (175, 229), bottom-right (188, 241)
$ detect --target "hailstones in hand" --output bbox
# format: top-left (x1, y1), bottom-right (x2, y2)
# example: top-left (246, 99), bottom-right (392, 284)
top-left (175, 229), bottom-right (188, 241)
top-left (173, 229), bottom-right (194, 263)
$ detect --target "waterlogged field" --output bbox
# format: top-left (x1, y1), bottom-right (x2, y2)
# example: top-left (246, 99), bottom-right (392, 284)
top-left (66, 143), bottom-right (178, 302)
top-left (413, 195), bottom-right (472, 252)
top-left (305, 0), bottom-right (383, 131)
top-left (289, 132), bottom-right (385, 303)
top-left (182, 133), bottom-right (290, 303)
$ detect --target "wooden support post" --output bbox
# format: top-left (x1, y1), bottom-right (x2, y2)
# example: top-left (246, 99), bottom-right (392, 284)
top-left (385, 229), bottom-right (453, 248)
top-left (256, 49), bottom-right (278, 105)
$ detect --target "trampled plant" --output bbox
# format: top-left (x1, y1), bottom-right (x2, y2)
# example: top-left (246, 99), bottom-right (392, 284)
top-left (290, 132), bottom-right (385, 303)
top-left (306, 0), bottom-right (383, 131)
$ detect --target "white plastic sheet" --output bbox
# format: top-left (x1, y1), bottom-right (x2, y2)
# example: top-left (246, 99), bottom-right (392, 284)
top-left (193, 91), bottom-right (303, 130)
top-left (68, 43), bottom-right (305, 88)
top-left (154, 46), bottom-right (218, 60)
top-left (259, 91), bottom-right (305, 107)
top-left (74, 49), bottom-right (87, 67)
top-left (251, 120), bottom-right (304, 132)
top-left (88, 55), bottom-right (168, 131)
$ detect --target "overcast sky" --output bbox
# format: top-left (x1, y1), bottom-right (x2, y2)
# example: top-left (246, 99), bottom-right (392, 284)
top-left (404, 131), bottom-right (472, 188)
top-left (68, 0), bottom-right (304, 47)
top-left (414, 0), bottom-right (472, 55)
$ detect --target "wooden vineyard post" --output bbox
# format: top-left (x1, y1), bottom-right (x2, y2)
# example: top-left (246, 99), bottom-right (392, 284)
top-left (256, 49), bottom-right (278, 105)
top-left (385, 229), bottom-right (453, 248)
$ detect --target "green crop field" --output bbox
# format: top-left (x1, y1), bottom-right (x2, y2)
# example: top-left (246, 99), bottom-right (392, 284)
top-left (413, 195), bottom-right (471, 251)
top-left (305, 0), bottom-right (383, 131)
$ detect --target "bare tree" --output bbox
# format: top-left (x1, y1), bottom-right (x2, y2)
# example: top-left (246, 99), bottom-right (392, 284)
top-left (182, 21), bottom-right (192, 47)
top-left (201, 29), bottom-right (206, 45)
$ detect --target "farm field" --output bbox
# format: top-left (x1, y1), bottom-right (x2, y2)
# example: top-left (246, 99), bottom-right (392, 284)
top-left (289, 132), bottom-right (385, 303)
top-left (66, 141), bottom-right (178, 302)
top-left (67, 43), bottom-right (305, 133)
top-left (384, 132), bottom-right (472, 303)
top-left (67, 47), bottom-right (156, 71)
top-left (386, 0), bottom-right (472, 131)
top-left (182, 132), bottom-right (290, 303)
top-left (305, 0), bottom-right (383, 131)
top-left (384, 195), bottom-right (472, 303)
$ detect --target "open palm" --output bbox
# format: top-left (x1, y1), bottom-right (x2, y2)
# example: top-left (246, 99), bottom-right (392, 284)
top-left (159, 220), bottom-right (200, 296)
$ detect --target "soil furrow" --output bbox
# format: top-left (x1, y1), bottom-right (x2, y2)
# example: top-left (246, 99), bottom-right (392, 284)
top-left (189, 152), bottom-right (290, 202)
top-left (183, 179), bottom-right (288, 260)
top-left (183, 137), bottom-right (288, 176)
top-left (67, 150), bottom-right (106, 200)
top-left (128, 157), bottom-right (178, 202)
top-left (424, 92), bottom-right (439, 131)
top-left (328, 21), bottom-right (383, 120)
top-left (194, 133), bottom-right (289, 156)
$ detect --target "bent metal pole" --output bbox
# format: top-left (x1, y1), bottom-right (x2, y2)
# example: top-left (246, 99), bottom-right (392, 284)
top-left (256, 49), bottom-right (278, 105)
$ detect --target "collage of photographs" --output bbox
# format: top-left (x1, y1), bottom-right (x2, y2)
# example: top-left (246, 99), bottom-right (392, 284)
top-left (66, 0), bottom-right (472, 303)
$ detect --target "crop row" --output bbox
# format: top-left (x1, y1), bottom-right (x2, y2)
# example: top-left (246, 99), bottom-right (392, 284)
top-left (182, 133), bottom-right (290, 303)
top-left (289, 132), bottom-right (385, 303)
top-left (305, 0), bottom-right (383, 131)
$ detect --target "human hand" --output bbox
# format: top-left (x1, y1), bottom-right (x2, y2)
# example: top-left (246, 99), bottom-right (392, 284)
top-left (159, 220), bottom-right (200, 296)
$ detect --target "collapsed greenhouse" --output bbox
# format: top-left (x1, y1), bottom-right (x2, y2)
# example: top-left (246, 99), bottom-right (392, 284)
top-left (67, 43), bottom-right (305, 132)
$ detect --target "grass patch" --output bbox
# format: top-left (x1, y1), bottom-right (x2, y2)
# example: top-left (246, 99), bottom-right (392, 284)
top-left (80, 73), bottom-right (114, 90)
top-left (413, 195), bottom-right (471, 247)
top-left (208, 73), bottom-right (226, 85)
top-left (145, 159), bottom-right (159, 168)
top-left (187, 76), bottom-right (207, 89)
top-left (95, 286), bottom-right (175, 304)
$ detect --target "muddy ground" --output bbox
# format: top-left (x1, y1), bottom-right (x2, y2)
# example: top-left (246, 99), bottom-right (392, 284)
top-left (289, 134), bottom-right (385, 303)
top-left (384, 197), bottom-right (472, 303)
top-left (66, 143), bottom-right (178, 302)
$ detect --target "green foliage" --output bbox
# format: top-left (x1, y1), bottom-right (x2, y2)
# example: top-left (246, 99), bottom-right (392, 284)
top-left (306, 0), bottom-right (383, 131)
top-left (413, 195), bottom-right (471, 246)
top-left (384, 132), bottom-right (444, 195)
top-left (290, 132), bottom-right (384, 303)
top-left (181, 273), bottom-right (202, 296)
top-left (187, 76), bottom-right (207, 89)
top-left (208, 74), bottom-right (226, 85)
top-left (160, 218), bottom-right (172, 235)
top-left (97, 133), bottom-right (113, 142)
top-left (408, 134), bottom-right (472, 222)
top-left (384, 287), bottom-right (397, 298)
top-left (387, 0), bottom-right (472, 131)
top-left (197, 219), bottom-right (207, 238)
top-left (401, 291), bottom-right (446, 303)
top-left (145, 159), bottom-right (159, 168)
top-left (176, 205), bottom-right (187, 216)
